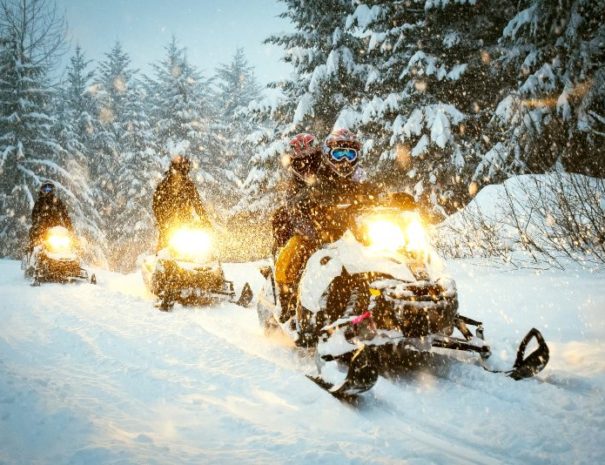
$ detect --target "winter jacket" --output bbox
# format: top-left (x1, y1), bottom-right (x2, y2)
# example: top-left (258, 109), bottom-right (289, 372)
top-left (152, 170), bottom-right (211, 249)
top-left (286, 164), bottom-right (378, 245)
top-left (271, 175), bottom-right (310, 253)
top-left (28, 194), bottom-right (74, 249)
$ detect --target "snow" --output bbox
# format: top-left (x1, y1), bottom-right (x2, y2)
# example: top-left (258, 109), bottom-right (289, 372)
top-left (348, 4), bottom-right (382, 29)
top-left (503, 5), bottom-right (538, 39)
top-left (1, 252), bottom-right (604, 464)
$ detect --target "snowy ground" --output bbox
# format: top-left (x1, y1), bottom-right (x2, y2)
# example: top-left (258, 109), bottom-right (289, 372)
top-left (1, 258), bottom-right (604, 465)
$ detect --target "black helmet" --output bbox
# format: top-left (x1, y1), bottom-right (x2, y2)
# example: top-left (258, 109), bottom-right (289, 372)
top-left (170, 155), bottom-right (191, 175)
top-left (40, 182), bottom-right (55, 195)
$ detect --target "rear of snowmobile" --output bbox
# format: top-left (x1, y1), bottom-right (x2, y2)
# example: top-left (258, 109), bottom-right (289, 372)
top-left (23, 226), bottom-right (96, 286)
top-left (257, 201), bottom-right (549, 398)
top-left (142, 224), bottom-right (252, 310)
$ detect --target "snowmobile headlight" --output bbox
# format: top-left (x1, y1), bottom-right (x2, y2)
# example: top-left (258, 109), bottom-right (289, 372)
top-left (406, 218), bottom-right (428, 254)
top-left (365, 219), bottom-right (406, 252)
top-left (361, 212), bottom-right (429, 255)
top-left (168, 227), bottom-right (212, 261)
top-left (45, 227), bottom-right (73, 254)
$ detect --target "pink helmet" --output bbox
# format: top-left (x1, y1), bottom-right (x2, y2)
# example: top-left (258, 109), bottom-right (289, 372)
top-left (286, 133), bottom-right (321, 182)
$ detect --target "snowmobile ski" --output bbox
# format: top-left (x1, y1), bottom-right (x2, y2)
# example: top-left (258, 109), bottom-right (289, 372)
top-left (477, 327), bottom-right (550, 380)
top-left (235, 282), bottom-right (254, 307)
top-left (308, 346), bottom-right (379, 399)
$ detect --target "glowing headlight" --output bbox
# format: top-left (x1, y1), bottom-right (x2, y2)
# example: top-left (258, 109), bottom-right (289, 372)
top-left (366, 219), bottom-right (406, 252)
top-left (45, 227), bottom-right (73, 254)
top-left (362, 213), bottom-right (429, 255)
top-left (168, 227), bottom-right (212, 260)
top-left (406, 219), bottom-right (428, 253)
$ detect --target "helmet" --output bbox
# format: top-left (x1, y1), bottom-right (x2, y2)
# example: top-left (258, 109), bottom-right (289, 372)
top-left (286, 133), bottom-right (321, 182)
top-left (170, 155), bottom-right (191, 175)
top-left (40, 182), bottom-right (55, 195)
top-left (322, 128), bottom-right (362, 178)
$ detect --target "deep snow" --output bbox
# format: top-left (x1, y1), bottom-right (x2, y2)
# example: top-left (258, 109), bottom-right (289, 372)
top-left (1, 258), bottom-right (604, 465)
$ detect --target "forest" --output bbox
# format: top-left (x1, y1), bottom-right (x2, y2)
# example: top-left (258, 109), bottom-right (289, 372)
top-left (1, 0), bottom-right (604, 270)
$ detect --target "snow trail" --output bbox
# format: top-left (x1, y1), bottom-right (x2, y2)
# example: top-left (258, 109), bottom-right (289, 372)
top-left (1, 259), bottom-right (604, 465)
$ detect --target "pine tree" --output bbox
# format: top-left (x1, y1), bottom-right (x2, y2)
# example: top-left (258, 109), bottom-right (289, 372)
top-left (55, 46), bottom-right (108, 265)
top-left (215, 48), bottom-right (262, 123)
top-left (147, 38), bottom-right (222, 213)
top-left (93, 42), bottom-right (160, 271)
top-left (214, 48), bottom-right (263, 210)
top-left (338, 0), bottom-right (516, 215)
top-left (0, 0), bottom-right (93, 258)
top-left (265, 0), bottom-right (363, 135)
top-left (480, 0), bottom-right (605, 181)
top-left (241, 0), bottom-right (362, 222)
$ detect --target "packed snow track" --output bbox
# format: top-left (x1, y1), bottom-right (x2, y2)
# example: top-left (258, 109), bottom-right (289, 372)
top-left (1, 259), bottom-right (604, 465)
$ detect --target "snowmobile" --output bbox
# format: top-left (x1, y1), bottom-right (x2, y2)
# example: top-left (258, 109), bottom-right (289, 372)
top-left (23, 225), bottom-right (96, 286)
top-left (257, 197), bottom-right (549, 398)
top-left (142, 223), bottom-right (253, 311)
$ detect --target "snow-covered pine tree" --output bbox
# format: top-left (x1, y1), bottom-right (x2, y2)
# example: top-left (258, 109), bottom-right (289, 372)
top-left (0, 0), bottom-right (95, 258)
top-left (54, 46), bottom-right (108, 266)
top-left (212, 48), bottom-right (268, 260)
top-left (343, 0), bottom-right (516, 215)
top-left (215, 48), bottom-right (263, 128)
top-left (240, 0), bottom-right (362, 222)
top-left (93, 42), bottom-right (160, 271)
top-left (478, 0), bottom-right (605, 182)
top-left (146, 38), bottom-right (222, 216)
top-left (214, 48), bottom-right (262, 191)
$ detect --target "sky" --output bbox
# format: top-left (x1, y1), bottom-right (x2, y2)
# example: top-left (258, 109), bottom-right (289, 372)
top-left (55, 0), bottom-right (293, 86)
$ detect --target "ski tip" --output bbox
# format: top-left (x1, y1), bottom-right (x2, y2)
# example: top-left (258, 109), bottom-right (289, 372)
top-left (306, 375), bottom-right (361, 405)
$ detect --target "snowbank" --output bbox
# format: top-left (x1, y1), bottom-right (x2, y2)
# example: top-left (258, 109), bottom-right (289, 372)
top-left (436, 173), bottom-right (605, 267)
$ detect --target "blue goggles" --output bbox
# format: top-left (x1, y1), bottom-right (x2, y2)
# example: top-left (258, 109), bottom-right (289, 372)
top-left (330, 147), bottom-right (358, 162)
top-left (40, 183), bottom-right (54, 194)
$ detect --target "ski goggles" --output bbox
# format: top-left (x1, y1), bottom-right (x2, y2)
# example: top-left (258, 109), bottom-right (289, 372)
top-left (329, 147), bottom-right (358, 163)
top-left (40, 183), bottom-right (54, 194)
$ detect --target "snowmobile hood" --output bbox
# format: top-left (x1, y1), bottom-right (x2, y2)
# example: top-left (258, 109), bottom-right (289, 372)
top-left (299, 231), bottom-right (448, 313)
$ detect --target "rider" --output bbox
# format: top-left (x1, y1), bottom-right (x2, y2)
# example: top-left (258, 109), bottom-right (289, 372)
top-left (274, 128), bottom-right (374, 323)
top-left (28, 182), bottom-right (74, 252)
top-left (272, 133), bottom-right (322, 255)
top-left (152, 155), bottom-right (211, 251)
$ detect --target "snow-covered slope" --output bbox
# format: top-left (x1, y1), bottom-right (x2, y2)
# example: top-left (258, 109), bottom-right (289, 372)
top-left (1, 259), bottom-right (604, 465)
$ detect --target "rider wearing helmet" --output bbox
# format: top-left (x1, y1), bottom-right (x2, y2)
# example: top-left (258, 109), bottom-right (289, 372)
top-left (152, 155), bottom-right (211, 251)
top-left (274, 128), bottom-right (375, 324)
top-left (272, 133), bottom-right (322, 254)
top-left (321, 128), bottom-right (363, 179)
top-left (286, 132), bottom-right (322, 185)
top-left (28, 182), bottom-right (74, 252)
